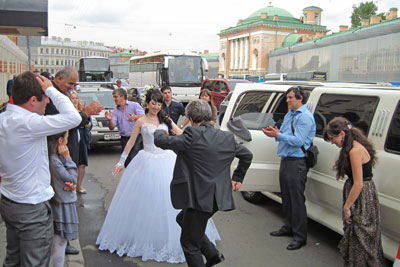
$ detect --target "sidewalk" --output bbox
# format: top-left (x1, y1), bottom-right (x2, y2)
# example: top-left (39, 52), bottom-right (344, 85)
top-left (0, 219), bottom-right (85, 267)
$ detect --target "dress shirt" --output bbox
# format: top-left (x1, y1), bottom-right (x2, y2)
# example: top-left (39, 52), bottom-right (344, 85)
top-left (276, 104), bottom-right (316, 158)
top-left (112, 101), bottom-right (144, 137)
top-left (162, 100), bottom-right (185, 124)
top-left (0, 87), bottom-right (81, 204)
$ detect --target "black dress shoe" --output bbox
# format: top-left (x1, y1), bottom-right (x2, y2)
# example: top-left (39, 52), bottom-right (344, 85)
top-left (286, 240), bottom-right (306, 250)
top-left (65, 243), bottom-right (79, 255)
top-left (206, 252), bottom-right (225, 267)
top-left (270, 229), bottom-right (293, 237)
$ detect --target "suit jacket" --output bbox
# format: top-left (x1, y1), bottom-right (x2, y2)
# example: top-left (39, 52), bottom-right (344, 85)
top-left (154, 122), bottom-right (253, 213)
top-left (45, 82), bottom-right (87, 165)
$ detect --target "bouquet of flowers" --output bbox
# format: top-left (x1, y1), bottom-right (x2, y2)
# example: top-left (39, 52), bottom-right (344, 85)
top-left (141, 84), bottom-right (157, 108)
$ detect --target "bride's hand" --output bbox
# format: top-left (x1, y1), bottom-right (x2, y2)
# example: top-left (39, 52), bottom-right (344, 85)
top-left (112, 163), bottom-right (124, 176)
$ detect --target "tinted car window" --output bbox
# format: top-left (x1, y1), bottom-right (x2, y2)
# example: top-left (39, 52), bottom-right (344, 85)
top-left (314, 94), bottom-right (379, 137)
top-left (385, 101), bottom-right (400, 154)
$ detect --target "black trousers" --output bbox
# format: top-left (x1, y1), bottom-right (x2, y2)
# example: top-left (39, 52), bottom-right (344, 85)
top-left (176, 208), bottom-right (219, 267)
top-left (120, 136), bottom-right (130, 151)
top-left (279, 157), bottom-right (308, 242)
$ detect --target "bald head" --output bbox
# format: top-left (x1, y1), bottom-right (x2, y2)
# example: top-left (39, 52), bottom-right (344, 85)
top-left (54, 66), bottom-right (78, 94)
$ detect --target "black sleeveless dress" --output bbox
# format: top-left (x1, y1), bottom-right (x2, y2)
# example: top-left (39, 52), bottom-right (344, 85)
top-left (338, 160), bottom-right (386, 266)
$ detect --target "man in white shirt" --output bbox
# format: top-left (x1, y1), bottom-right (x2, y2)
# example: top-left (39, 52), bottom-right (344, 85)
top-left (0, 71), bottom-right (81, 267)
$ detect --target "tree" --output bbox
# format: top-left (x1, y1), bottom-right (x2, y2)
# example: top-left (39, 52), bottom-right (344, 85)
top-left (351, 1), bottom-right (378, 28)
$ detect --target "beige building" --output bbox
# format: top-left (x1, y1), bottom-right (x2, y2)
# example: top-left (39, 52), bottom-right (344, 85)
top-left (18, 36), bottom-right (112, 75)
top-left (218, 5), bottom-right (328, 77)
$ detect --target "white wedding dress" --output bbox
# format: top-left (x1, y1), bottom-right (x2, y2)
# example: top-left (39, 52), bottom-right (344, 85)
top-left (96, 123), bottom-right (221, 263)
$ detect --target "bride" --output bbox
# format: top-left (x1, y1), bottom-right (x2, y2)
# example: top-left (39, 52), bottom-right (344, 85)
top-left (96, 89), bottom-right (220, 263)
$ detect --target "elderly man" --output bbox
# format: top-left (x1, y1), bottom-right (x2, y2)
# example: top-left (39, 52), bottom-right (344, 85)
top-left (154, 99), bottom-right (253, 267)
top-left (105, 88), bottom-right (144, 150)
top-left (0, 72), bottom-right (81, 266)
top-left (45, 66), bottom-right (103, 254)
top-left (262, 86), bottom-right (316, 250)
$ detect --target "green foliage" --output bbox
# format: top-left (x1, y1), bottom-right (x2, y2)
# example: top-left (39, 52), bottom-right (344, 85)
top-left (351, 1), bottom-right (378, 28)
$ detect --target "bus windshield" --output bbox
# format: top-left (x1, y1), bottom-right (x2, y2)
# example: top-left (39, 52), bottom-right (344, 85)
top-left (77, 58), bottom-right (112, 82)
top-left (167, 56), bottom-right (202, 86)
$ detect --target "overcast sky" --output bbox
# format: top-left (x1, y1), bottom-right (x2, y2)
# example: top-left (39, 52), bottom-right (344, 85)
top-left (48, 0), bottom-right (398, 53)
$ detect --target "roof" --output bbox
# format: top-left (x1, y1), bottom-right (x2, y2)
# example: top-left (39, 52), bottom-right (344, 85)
top-left (248, 6), bottom-right (294, 19)
top-left (282, 33), bottom-right (304, 47)
top-left (201, 52), bottom-right (219, 60)
top-left (110, 51), bottom-right (141, 57)
top-left (219, 5), bottom-right (327, 35)
top-left (270, 16), bottom-right (400, 56)
top-left (303, 6), bottom-right (323, 11)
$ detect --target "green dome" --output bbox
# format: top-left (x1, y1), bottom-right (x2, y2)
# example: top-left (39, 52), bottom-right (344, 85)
top-left (248, 5), bottom-right (294, 19)
top-left (282, 33), bottom-right (304, 47)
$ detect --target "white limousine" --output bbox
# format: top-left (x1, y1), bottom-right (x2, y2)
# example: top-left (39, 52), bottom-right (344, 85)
top-left (220, 81), bottom-right (400, 261)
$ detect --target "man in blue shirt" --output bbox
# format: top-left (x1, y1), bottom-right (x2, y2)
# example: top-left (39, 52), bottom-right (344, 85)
top-left (262, 86), bottom-right (316, 251)
top-left (161, 86), bottom-right (185, 125)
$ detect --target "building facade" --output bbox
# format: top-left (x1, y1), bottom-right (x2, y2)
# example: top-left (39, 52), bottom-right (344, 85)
top-left (218, 5), bottom-right (328, 78)
top-left (18, 36), bottom-right (112, 75)
top-left (0, 36), bottom-right (28, 102)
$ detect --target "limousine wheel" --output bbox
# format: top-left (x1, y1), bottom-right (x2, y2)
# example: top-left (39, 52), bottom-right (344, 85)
top-left (241, 191), bottom-right (265, 204)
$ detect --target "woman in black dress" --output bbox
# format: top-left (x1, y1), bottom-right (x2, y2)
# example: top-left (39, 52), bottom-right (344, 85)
top-left (324, 117), bottom-right (385, 267)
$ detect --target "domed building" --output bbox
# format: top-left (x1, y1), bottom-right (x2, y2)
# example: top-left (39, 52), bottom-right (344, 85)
top-left (218, 5), bottom-right (328, 77)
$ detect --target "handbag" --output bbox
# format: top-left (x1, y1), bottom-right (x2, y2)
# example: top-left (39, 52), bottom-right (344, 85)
top-left (291, 118), bottom-right (319, 168)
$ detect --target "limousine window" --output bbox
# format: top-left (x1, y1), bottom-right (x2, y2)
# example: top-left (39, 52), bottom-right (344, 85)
top-left (385, 101), bottom-right (400, 153)
top-left (232, 91), bottom-right (274, 130)
top-left (314, 94), bottom-right (379, 137)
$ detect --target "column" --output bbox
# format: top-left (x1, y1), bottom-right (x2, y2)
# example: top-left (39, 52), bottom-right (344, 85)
top-left (234, 39), bottom-right (239, 70)
top-left (244, 37), bottom-right (249, 69)
top-left (230, 40), bottom-right (234, 70)
top-left (239, 38), bottom-right (244, 69)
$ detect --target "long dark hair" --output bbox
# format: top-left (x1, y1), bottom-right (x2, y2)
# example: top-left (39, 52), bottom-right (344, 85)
top-left (323, 117), bottom-right (377, 180)
top-left (199, 89), bottom-right (216, 120)
top-left (145, 89), bottom-right (172, 130)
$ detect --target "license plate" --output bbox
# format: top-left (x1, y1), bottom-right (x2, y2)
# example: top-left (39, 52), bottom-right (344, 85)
top-left (104, 133), bottom-right (121, 140)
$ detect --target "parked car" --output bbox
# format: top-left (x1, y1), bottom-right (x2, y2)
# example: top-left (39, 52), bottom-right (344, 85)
top-left (218, 91), bottom-right (232, 124)
top-left (77, 88), bottom-right (121, 146)
top-left (200, 79), bottom-right (251, 109)
top-left (220, 81), bottom-right (400, 261)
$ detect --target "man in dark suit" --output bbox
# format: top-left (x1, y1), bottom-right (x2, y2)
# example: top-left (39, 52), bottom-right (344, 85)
top-left (154, 99), bottom-right (252, 267)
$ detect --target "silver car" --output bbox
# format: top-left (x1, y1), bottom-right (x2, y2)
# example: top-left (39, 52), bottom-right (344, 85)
top-left (77, 89), bottom-right (121, 146)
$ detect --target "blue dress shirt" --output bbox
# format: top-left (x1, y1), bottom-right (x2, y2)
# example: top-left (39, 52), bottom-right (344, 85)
top-left (276, 104), bottom-right (316, 158)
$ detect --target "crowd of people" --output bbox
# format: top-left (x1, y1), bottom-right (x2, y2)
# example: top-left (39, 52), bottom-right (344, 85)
top-left (0, 69), bottom-right (388, 267)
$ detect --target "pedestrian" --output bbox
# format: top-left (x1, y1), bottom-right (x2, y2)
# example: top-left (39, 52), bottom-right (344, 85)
top-left (323, 117), bottom-right (385, 266)
top-left (105, 88), bottom-right (144, 150)
top-left (154, 99), bottom-right (253, 267)
top-left (69, 91), bottom-right (92, 194)
top-left (48, 131), bottom-right (79, 267)
top-left (180, 89), bottom-right (217, 128)
top-left (115, 79), bottom-right (127, 91)
top-left (0, 72), bottom-right (81, 266)
top-left (97, 89), bottom-right (220, 263)
top-left (161, 86), bottom-right (185, 125)
top-left (46, 66), bottom-right (103, 255)
top-left (262, 86), bottom-right (316, 250)
top-left (6, 75), bottom-right (15, 100)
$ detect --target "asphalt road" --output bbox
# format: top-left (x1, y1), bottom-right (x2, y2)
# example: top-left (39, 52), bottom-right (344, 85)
top-left (76, 145), bottom-right (347, 267)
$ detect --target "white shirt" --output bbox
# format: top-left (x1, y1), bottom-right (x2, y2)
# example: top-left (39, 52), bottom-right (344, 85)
top-left (0, 87), bottom-right (81, 204)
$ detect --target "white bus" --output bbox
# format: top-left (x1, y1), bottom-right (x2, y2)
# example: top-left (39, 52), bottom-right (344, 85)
top-left (129, 51), bottom-right (208, 104)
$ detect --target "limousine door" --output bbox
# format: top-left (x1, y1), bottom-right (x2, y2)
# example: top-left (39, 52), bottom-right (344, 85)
top-left (225, 90), bottom-right (288, 192)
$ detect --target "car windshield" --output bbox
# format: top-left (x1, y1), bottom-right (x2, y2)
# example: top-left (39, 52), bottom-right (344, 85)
top-left (78, 91), bottom-right (115, 109)
top-left (227, 81), bottom-right (248, 91)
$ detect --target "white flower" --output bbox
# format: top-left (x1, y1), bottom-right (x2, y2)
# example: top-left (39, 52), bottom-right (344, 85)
top-left (141, 84), bottom-right (157, 108)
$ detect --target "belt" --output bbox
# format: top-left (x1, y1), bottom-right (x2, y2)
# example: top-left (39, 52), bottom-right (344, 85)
top-left (281, 157), bottom-right (306, 161)
top-left (1, 195), bottom-right (19, 204)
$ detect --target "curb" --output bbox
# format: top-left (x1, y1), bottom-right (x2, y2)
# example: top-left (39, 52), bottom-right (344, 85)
top-left (66, 239), bottom-right (85, 267)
